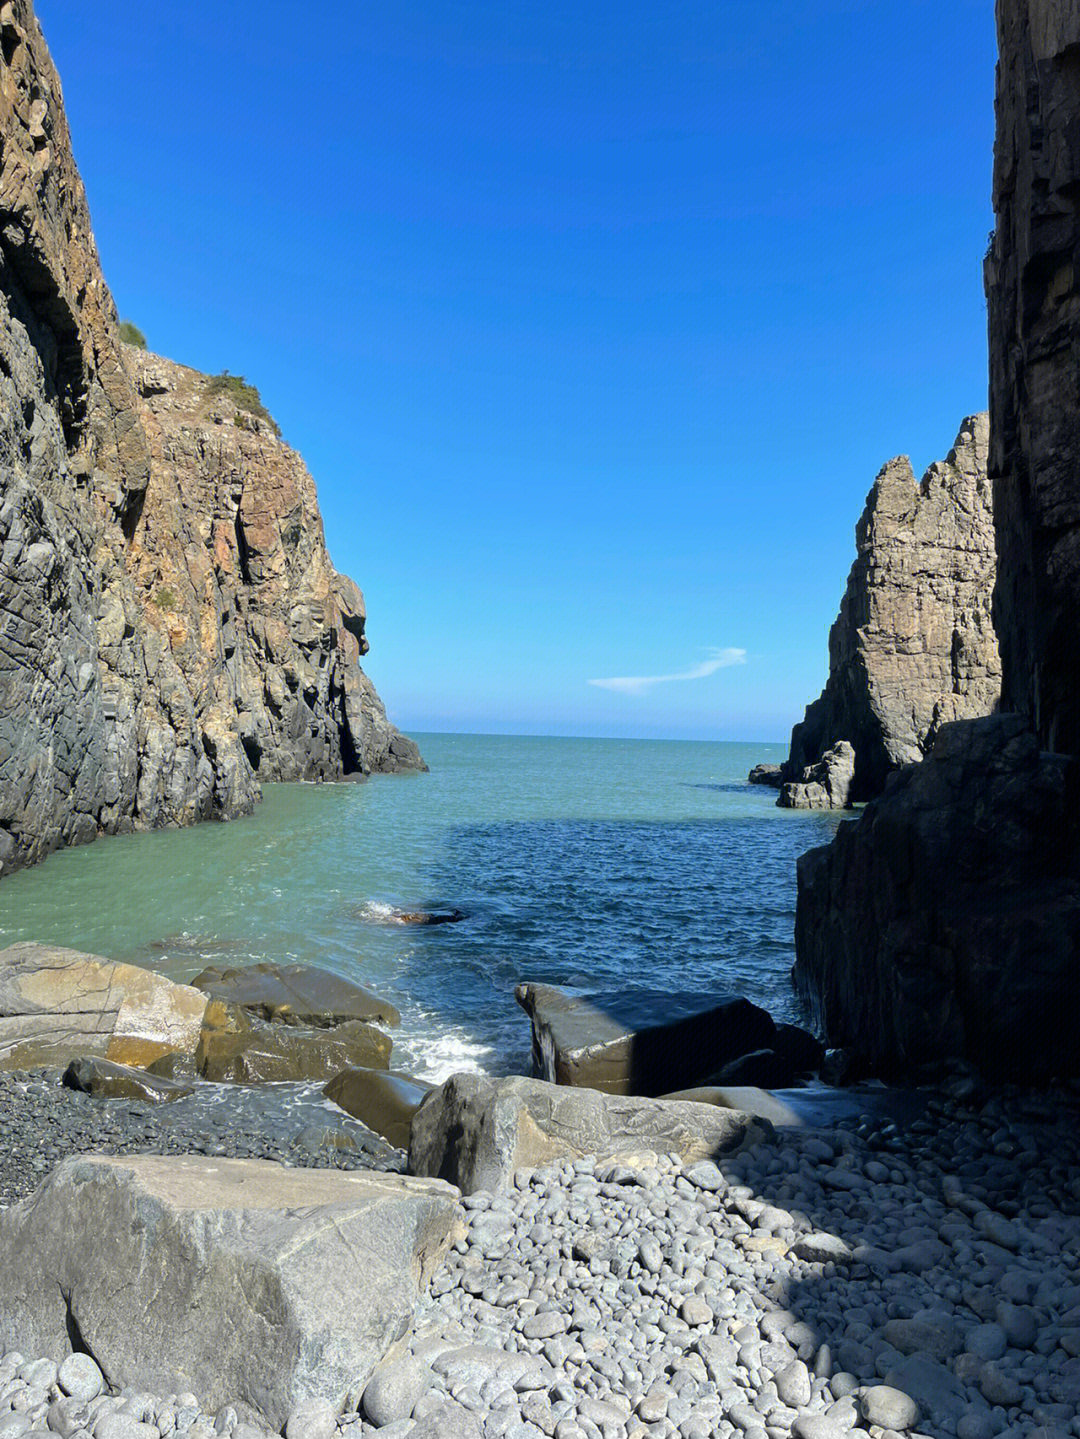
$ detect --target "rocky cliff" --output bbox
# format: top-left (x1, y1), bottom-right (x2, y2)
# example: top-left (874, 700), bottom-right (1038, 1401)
top-left (779, 415), bottom-right (999, 806)
top-left (987, 0), bottom-right (1080, 751)
top-left (0, 0), bottom-right (421, 876)
top-left (793, 0), bottom-right (1080, 1080)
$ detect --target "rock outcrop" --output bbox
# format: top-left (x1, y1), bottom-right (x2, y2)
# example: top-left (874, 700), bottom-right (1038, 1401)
top-left (0, 0), bottom-right (421, 877)
top-left (792, 2), bottom-right (1080, 1082)
top-left (777, 415), bottom-right (999, 806)
top-left (776, 740), bottom-right (855, 811)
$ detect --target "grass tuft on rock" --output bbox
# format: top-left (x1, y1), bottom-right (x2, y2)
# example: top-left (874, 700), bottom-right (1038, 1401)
top-left (118, 320), bottom-right (147, 349)
top-left (205, 371), bottom-right (281, 437)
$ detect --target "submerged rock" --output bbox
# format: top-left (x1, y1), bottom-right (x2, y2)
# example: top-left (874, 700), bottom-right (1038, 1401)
top-left (324, 1068), bottom-right (433, 1150)
top-left (0, 942), bottom-right (215, 1071)
top-left (515, 982), bottom-right (776, 1097)
top-left (0, 1155), bottom-right (463, 1428)
top-left (409, 1072), bottom-right (772, 1193)
top-left (191, 960), bottom-right (400, 1030)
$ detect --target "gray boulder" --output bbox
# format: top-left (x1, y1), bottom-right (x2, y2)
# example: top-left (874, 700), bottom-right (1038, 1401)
top-left (778, 740), bottom-right (855, 811)
top-left (408, 1072), bottom-right (772, 1194)
top-left (0, 1155), bottom-right (463, 1429)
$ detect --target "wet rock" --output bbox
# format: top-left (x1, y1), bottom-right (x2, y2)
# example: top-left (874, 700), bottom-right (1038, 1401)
top-left (747, 764), bottom-right (784, 788)
top-left (196, 1018), bottom-right (391, 1083)
top-left (709, 1048), bottom-right (797, 1088)
top-left (61, 1057), bottom-right (193, 1104)
top-left (0, 1155), bottom-right (462, 1429)
top-left (0, 943), bottom-right (214, 1071)
top-left (324, 1068), bottom-right (433, 1150)
top-left (191, 961), bottom-right (400, 1030)
top-left (515, 982), bottom-right (776, 1097)
top-left (409, 1072), bottom-right (772, 1193)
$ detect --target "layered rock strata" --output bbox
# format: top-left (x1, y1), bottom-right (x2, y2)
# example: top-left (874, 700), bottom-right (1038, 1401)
top-left (0, 0), bottom-right (421, 877)
top-left (777, 415), bottom-right (999, 807)
top-left (793, 1), bottom-right (1080, 1081)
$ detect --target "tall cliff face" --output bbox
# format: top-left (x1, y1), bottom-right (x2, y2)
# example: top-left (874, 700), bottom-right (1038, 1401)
top-left (987, 0), bottom-right (1080, 754)
top-left (793, 0), bottom-right (1080, 1081)
top-left (781, 415), bottom-right (999, 806)
top-left (0, 0), bottom-right (422, 876)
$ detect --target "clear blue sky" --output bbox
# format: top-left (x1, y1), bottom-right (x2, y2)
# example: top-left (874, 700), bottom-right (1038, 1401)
top-left (39, 0), bottom-right (995, 741)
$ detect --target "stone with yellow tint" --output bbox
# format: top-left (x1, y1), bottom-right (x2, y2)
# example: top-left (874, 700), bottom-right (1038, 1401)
top-left (0, 941), bottom-right (212, 1071)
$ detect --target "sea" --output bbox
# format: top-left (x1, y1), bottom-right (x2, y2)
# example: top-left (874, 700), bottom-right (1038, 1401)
top-left (0, 734), bottom-right (845, 1082)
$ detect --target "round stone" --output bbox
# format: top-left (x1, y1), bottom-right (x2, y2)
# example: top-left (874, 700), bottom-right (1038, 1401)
top-left (859, 1384), bottom-right (920, 1430)
top-left (58, 1352), bottom-right (103, 1401)
top-left (284, 1398), bottom-right (337, 1439)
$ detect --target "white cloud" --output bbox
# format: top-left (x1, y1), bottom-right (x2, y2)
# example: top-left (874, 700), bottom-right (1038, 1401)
top-left (588, 647), bottom-right (747, 696)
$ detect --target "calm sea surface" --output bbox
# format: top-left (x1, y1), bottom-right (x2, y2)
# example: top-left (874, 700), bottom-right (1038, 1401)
top-left (0, 735), bottom-right (844, 1081)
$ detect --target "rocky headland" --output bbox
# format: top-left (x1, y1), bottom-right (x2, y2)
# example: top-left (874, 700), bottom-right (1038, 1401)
top-left (763, 415), bottom-right (999, 810)
top-left (0, 0), bottom-right (421, 878)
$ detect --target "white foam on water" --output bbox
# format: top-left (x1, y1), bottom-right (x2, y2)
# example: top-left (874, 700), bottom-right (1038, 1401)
top-left (357, 900), bottom-right (399, 922)
top-left (399, 1026), bottom-right (498, 1085)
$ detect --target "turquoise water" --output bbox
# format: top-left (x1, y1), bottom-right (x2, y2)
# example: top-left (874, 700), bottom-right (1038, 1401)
top-left (0, 735), bottom-right (843, 1080)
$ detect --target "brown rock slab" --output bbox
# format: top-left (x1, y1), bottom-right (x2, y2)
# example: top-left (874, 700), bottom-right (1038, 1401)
top-left (197, 1019), bottom-right (391, 1083)
top-left (0, 1154), bottom-right (463, 1428)
top-left (515, 982), bottom-right (776, 1097)
top-left (0, 942), bottom-right (212, 1071)
top-left (409, 1072), bottom-right (773, 1194)
top-left (324, 1068), bottom-right (434, 1150)
top-left (191, 961), bottom-right (400, 1029)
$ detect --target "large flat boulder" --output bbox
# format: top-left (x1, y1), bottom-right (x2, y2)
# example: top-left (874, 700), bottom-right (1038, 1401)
top-left (325, 1068), bottom-right (434, 1150)
top-left (409, 1072), bottom-right (773, 1194)
top-left (0, 942), bottom-right (215, 1070)
top-left (191, 961), bottom-right (400, 1029)
top-left (515, 982), bottom-right (776, 1096)
top-left (0, 1155), bottom-right (462, 1428)
top-left (197, 1019), bottom-right (391, 1083)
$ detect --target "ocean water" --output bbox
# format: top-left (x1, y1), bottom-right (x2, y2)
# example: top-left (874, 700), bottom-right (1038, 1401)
top-left (0, 734), bottom-right (844, 1081)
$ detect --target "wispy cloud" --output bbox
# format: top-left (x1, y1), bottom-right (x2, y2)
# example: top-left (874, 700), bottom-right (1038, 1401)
top-left (588, 647), bottom-right (747, 696)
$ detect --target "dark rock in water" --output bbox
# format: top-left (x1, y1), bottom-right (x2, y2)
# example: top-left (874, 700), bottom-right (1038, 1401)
top-left (794, 715), bottom-right (1080, 1082)
top-left (514, 983), bottom-right (776, 1097)
top-left (360, 907), bottom-right (467, 927)
top-left (778, 740), bottom-right (855, 811)
top-left (709, 1048), bottom-right (797, 1089)
top-left (772, 1023), bottom-right (825, 1075)
top-left (409, 1073), bottom-right (771, 1194)
top-left (197, 1019), bottom-right (391, 1084)
top-left (747, 764), bottom-right (784, 788)
top-left (780, 415), bottom-right (999, 805)
top-left (324, 1068), bottom-right (434, 1150)
top-left (191, 961), bottom-right (400, 1030)
top-left (63, 1056), bottom-right (194, 1104)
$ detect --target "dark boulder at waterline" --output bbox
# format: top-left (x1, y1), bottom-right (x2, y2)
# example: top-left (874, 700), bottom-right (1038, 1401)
top-left (324, 1068), bottom-right (434, 1150)
top-left (63, 1056), bottom-right (194, 1104)
top-left (747, 764), bottom-right (784, 788)
top-left (192, 960), bottom-right (400, 1030)
top-left (515, 982), bottom-right (777, 1097)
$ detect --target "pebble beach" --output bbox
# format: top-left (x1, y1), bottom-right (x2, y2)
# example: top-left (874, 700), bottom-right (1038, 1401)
top-left (2, 1080), bottom-right (1080, 1439)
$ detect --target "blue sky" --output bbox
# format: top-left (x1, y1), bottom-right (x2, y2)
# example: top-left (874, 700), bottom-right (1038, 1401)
top-left (40, 0), bottom-right (995, 741)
